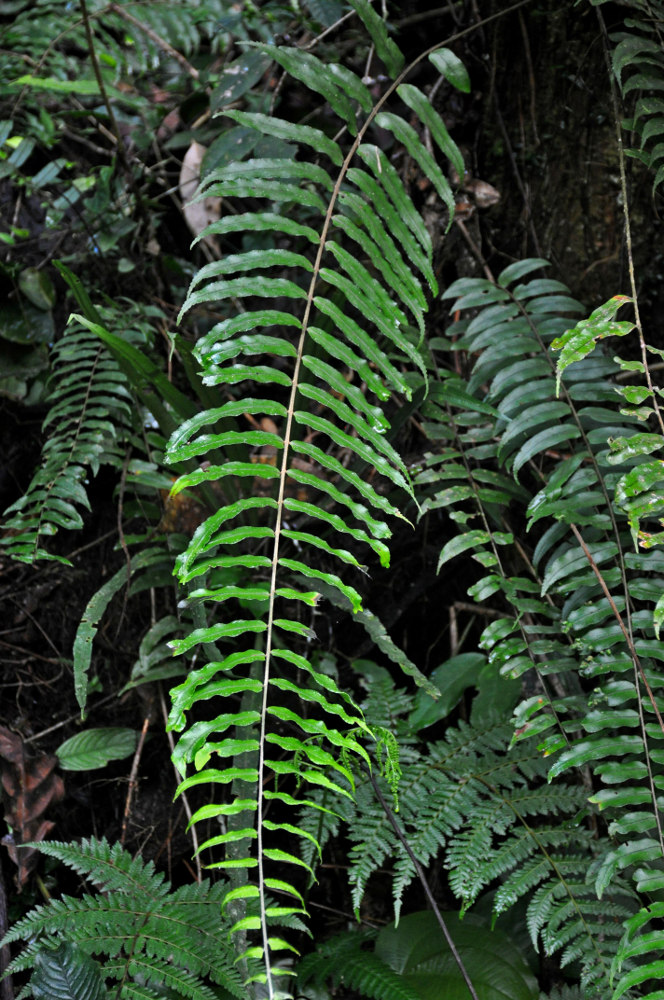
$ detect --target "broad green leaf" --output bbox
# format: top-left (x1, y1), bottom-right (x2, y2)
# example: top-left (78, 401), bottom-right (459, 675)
top-left (327, 62), bottom-right (373, 111)
top-left (376, 911), bottom-right (538, 1000)
top-left (171, 619), bottom-right (267, 655)
top-left (189, 249), bottom-right (314, 286)
top-left (202, 155), bottom-right (332, 190)
top-left (262, 847), bottom-right (314, 873)
top-left (497, 258), bottom-right (550, 286)
top-left (16, 75), bottom-right (102, 95)
top-left (201, 177), bottom-right (326, 211)
top-left (284, 495), bottom-right (390, 566)
top-left (279, 556), bottom-right (363, 612)
top-left (331, 212), bottom-right (425, 330)
top-left (56, 728), bottom-right (137, 771)
top-left (498, 400), bottom-right (570, 459)
top-left (548, 736), bottom-right (645, 778)
top-left (429, 48), bottom-right (471, 92)
top-left (307, 322), bottom-right (390, 400)
top-left (512, 425), bottom-right (581, 480)
top-left (170, 461), bottom-right (279, 495)
top-left (356, 145), bottom-right (432, 254)
top-left (607, 432), bottom-right (664, 464)
top-left (259, 44), bottom-right (357, 133)
top-left (410, 653), bottom-right (486, 730)
top-left (196, 212), bottom-right (319, 245)
top-left (286, 464), bottom-right (391, 541)
top-left (313, 296), bottom-right (412, 396)
top-left (375, 111), bottom-right (455, 220)
top-left (182, 276), bottom-right (308, 314)
top-left (437, 530), bottom-right (491, 571)
top-left (347, 160), bottom-right (435, 289)
top-left (73, 549), bottom-right (160, 718)
top-left (353, 608), bottom-right (440, 698)
top-left (298, 381), bottom-right (403, 471)
top-left (294, 410), bottom-right (411, 495)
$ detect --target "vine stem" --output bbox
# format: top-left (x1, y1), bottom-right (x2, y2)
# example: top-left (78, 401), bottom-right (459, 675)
top-left (257, 1), bottom-right (535, 992)
top-left (365, 766), bottom-right (479, 1000)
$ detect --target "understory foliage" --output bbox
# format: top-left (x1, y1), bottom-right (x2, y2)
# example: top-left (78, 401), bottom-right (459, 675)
top-left (3, 1), bottom-right (664, 999)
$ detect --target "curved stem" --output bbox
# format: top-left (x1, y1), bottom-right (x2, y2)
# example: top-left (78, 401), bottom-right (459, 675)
top-left (366, 765), bottom-right (480, 1000)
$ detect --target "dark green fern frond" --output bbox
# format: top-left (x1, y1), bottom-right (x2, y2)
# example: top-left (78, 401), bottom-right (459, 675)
top-left (1, 318), bottom-right (132, 564)
top-left (297, 930), bottom-right (420, 1000)
top-left (2, 837), bottom-right (245, 1000)
top-left (417, 259), bottom-right (664, 994)
top-left (600, 0), bottom-right (664, 196)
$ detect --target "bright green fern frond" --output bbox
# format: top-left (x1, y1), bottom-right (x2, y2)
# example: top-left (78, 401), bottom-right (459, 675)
top-left (163, 29), bottom-right (470, 994)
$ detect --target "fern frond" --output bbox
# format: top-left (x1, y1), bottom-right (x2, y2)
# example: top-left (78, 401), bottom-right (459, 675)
top-left (416, 255), bottom-right (664, 992)
top-left (3, 838), bottom-right (245, 1000)
top-left (1, 318), bottom-right (132, 564)
top-left (297, 930), bottom-right (420, 1000)
top-left (160, 20), bottom-right (473, 990)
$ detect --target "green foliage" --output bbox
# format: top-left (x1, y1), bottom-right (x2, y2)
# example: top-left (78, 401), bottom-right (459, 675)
top-left (597, 0), bottom-right (664, 195)
top-left (304, 660), bottom-right (631, 995)
top-left (30, 941), bottom-right (109, 1000)
top-left (162, 17), bottom-right (467, 993)
top-left (298, 911), bottom-right (538, 1000)
top-left (1, 317), bottom-right (132, 564)
top-left (5, 5), bottom-right (664, 1000)
top-left (404, 259), bottom-right (664, 997)
top-left (55, 728), bottom-right (137, 771)
top-left (2, 838), bottom-right (245, 1000)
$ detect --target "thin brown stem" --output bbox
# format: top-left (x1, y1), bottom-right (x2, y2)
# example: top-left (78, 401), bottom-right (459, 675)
top-left (367, 767), bottom-right (479, 1000)
top-left (121, 716), bottom-right (150, 847)
top-left (79, 0), bottom-right (128, 171)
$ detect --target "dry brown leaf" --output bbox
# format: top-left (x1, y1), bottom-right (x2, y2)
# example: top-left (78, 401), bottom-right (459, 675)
top-left (179, 141), bottom-right (221, 250)
top-left (0, 727), bottom-right (64, 890)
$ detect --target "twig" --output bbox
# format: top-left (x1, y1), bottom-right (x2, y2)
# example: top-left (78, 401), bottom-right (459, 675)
top-left (454, 217), bottom-right (495, 280)
top-left (303, 8), bottom-right (356, 50)
top-left (24, 692), bottom-right (119, 744)
top-left (79, 0), bottom-right (129, 172)
top-left (518, 9), bottom-right (539, 148)
top-left (492, 101), bottom-right (542, 256)
top-left (121, 715), bottom-right (150, 846)
top-left (366, 766), bottom-right (480, 1000)
top-left (66, 528), bottom-right (118, 561)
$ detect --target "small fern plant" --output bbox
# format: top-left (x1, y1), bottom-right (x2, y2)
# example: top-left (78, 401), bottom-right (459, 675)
top-left (1, 315), bottom-right (132, 564)
top-left (2, 837), bottom-right (245, 999)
